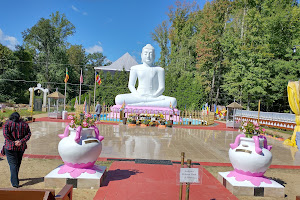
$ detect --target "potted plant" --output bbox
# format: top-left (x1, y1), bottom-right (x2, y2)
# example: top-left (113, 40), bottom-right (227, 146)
top-left (228, 121), bottom-right (272, 186)
top-left (149, 121), bottom-right (155, 127)
top-left (160, 119), bottom-right (166, 125)
top-left (57, 112), bottom-right (104, 173)
top-left (127, 118), bottom-right (133, 124)
top-left (239, 121), bottom-right (266, 138)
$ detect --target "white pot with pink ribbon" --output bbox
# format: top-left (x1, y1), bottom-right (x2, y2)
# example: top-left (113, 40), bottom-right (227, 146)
top-left (58, 125), bottom-right (104, 168)
top-left (228, 134), bottom-right (273, 186)
top-left (58, 113), bottom-right (104, 168)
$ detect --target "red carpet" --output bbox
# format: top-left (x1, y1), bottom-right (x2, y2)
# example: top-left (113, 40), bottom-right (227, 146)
top-left (94, 161), bottom-right (239, 200)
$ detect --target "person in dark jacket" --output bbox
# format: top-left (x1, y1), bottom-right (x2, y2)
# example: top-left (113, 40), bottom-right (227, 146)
top-left (1, 112), bottom-right (31, 188)
top-left (95, 101), bottom-right (102, 121)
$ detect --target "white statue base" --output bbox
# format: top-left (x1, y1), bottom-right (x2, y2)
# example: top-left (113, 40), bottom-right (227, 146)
top-left (45, 165), bottom-right (106, 189)
top-left (218, 172), bottom-right (284, 197)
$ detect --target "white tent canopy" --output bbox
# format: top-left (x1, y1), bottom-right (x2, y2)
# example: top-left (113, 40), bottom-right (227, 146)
top-left (94, 52), bottom-right (138, 72)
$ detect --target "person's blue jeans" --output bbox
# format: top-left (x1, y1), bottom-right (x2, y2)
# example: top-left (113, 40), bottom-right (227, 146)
top-left (5, 149), bottom-right (24, 187)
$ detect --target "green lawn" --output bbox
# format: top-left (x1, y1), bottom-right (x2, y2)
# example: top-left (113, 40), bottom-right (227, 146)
top-left (0, 109), bottom-right (46, 119)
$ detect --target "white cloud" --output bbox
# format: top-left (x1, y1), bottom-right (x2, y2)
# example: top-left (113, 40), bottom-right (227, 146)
top-left (0, 29), bottom-right (19, 50)
top-left (86, 44), bottom-right (103, 54)
top-left (71, 5), bottom-right (87, 15)
top-left (72, 5), bottom-right (79, 12)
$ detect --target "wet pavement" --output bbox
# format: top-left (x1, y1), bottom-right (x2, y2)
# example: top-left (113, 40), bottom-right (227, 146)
top-left (1, 121), bottom-right (299, 166)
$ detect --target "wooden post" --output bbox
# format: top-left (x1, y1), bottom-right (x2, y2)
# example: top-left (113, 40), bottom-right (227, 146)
top-left (31, 87), bottom-right (34, 118)
top-left (88, 92), bottom-right (91, 113)
top-left (179, 152), bottom-right (185, 200)
top-left (258, 100), bottom-right (261, 125)
top-left (185, 159), bottom-right (192, 200)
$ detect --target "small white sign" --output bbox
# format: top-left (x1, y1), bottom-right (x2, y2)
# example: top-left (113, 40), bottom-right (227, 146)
top-left (180, 168), bottom-right (199, 183)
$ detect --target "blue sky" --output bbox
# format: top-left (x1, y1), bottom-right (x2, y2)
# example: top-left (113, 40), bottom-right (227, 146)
top-left (0, 0), bottom-right (206, 63)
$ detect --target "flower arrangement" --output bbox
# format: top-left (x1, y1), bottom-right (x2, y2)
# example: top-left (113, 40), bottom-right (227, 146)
top-left (239, 120), bottom-right (266, 138)
top-left (142, 120), bottom-right (150, 125)
top-left (160, 119), bottom-right (166, 125)
top-left (67, 112), bottom-right (95, 128)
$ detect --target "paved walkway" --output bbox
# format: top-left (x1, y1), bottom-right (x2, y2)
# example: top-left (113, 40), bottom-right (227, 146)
top-left (2, 119), bottom-right (298, 165)
top-left (1, 117), bottom-right (300, 200)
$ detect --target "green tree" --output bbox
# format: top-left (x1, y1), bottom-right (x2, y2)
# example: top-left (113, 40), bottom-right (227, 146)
top-left (22, 11), bottom-right (75, 90)
top-left (0, 44), bottom-right (35, 103)
top-left (151, 21), bottom-right (169, 68)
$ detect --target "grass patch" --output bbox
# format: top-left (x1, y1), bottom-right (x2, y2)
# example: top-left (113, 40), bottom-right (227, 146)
top-left (0, 110), bottom-right (46, 119)
top-left (263, 126), bottom-right (293, 135)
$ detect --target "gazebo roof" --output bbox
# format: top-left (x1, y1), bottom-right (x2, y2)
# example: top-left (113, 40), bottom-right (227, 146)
top-left (94, 52), bottom-right (138, 72)
top-left (227, 102), bottom-right (243, 109)
top-left (47, 91), bottom-right (65, 99)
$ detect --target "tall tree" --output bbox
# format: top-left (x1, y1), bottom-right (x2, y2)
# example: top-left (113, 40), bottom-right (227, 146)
top-left (22, 11), bottom-right (75, 90)
top-left (196, 0), bottom-right (231, 106)
top-left (151, 21), bottom-right (170, 68)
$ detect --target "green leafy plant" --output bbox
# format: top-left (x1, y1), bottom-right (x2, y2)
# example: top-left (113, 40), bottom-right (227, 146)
top-left (160, 119), bottom-right (166, 125)
top-left (239, 120), bottom-right (266, 138)
top-left (143, 120), bottom-right (150, 125)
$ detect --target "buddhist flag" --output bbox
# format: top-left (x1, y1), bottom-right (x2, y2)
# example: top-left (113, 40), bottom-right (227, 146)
top-left (64, 68), bottom-right (69, 83)
top-left (120, 100), bottom-right (126, 111)
top-left (80, 68), bottom-right (83, 83)
top-left (96, 72), bottom-right (102, 85)
top-left (216, 107), bottom-right (219, 115)
top-left (169, 101), bottom-right (173, 110)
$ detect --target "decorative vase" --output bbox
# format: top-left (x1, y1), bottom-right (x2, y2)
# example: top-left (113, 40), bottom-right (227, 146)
top-left (58, 126), bottom-right (103, 168)
top-left (229, 134), bottom-right (272, 175)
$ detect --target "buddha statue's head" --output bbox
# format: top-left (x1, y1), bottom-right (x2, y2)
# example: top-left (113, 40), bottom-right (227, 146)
top-left (141, 44), bottom-right (155, 66)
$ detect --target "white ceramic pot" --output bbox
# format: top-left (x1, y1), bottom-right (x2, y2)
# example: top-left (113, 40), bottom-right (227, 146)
top-left (58, 127), bottom-right (102, 167)
top-left (229, 134), bottom-right (272, 175)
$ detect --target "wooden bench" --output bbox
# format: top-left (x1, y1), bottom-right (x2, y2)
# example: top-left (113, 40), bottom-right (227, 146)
top-left (0, 184), bottom-right (73, 200)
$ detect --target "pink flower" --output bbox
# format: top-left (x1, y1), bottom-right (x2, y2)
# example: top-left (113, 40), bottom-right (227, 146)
top-left (255, 127), bottom-right (259, 130)
top-left (68, 115), bottom-right (74, 120)
top-left (253, 122), bottom-right (258, 126)
top-left (243, 129), bottom-right (246, 133)
top-left (83, 121), bottom-right (88, 127)
top-left (243, 122), bottom-right (247, 126)
top-left (262, 128), bottom-right (266, 132)
top-left (85, 113), bottom-right (92, 118)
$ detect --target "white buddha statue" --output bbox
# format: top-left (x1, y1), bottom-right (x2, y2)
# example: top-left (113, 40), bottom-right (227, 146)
top-left (115, 44), bottom-right (177, 108)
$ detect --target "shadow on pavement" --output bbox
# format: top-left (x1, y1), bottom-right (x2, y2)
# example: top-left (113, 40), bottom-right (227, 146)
top-left (101, 169), bottom-right (141, 187)
top-left (20, 177), bottom-right (44, 187)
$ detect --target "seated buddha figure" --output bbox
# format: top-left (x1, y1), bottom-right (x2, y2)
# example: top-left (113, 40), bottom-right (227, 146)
top-left (115, 44), bottom-right (177, 108)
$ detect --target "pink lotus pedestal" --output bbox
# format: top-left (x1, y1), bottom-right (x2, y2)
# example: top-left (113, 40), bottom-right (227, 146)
top-left (218, 134), bottom-right (284, 198)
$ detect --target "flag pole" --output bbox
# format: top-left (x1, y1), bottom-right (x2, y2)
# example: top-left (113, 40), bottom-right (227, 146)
top-left (94, 70), bottom-right (96, 109)
top-left (64, 68), bottom-right (67, 111)
top-left (79, 68), bottom-right (82, 105)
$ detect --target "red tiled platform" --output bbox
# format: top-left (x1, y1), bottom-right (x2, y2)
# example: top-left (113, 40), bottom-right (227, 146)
top-left (94, 161), bottom-right (239, 200)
